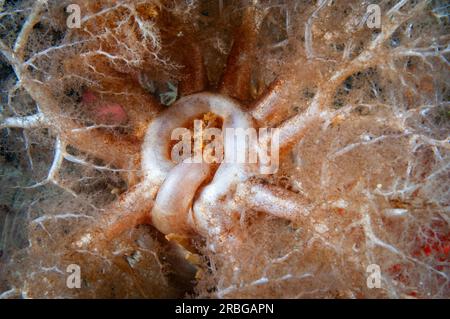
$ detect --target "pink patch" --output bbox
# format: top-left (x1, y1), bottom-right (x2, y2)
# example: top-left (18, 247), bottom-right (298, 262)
top-left (82, 90), bottom-right (98, 104)
top-left (95, 103), bottom-right (128, 125)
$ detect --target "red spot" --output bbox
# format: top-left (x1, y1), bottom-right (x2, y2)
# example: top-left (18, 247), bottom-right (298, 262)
top-left (422, 245), bottom-right (432, 256)
top-left (408, 291), bottom-right (417, 297)
top-left (389, 263), bottom-right (402, 273)
top-left (388, 263), bottom-right (410, 284)
top-left (443, 245), bottom-right (450, 256)
top-left (413, 225), bottom-right (450, 262)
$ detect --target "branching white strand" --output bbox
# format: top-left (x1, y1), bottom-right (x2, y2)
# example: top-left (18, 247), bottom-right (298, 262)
top-left (0, 112), bottom-right (48, 129)
top-left (305, 0), bottom-right (330, 60)
top-left (330, 133), bottom-right (411, 158)
top-left (25, 40), bottom-right (91, 66)
top-left (31, 213), bottom-right (95, 224)
top-left (235, 183), bottom-right (312, 221)
top-left (26, 136), bottom-right (65, 188)
top-left (13, 0), bottom-right (46, 60)
top-left (63, 154), bottom-right (137, 173)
